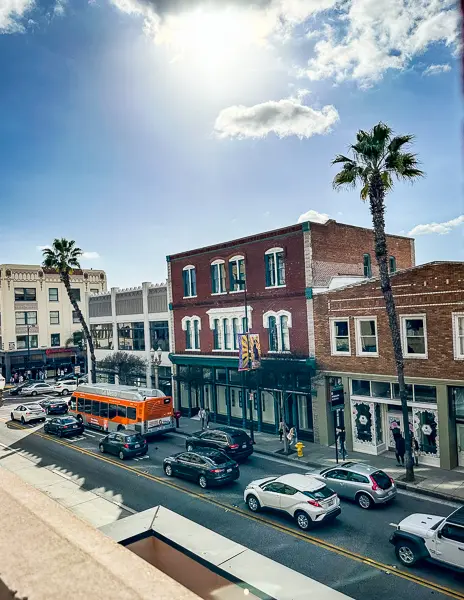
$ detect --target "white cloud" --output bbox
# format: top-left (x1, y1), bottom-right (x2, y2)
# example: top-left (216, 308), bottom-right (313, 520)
top-left (423, 63), bottom-right (451, 76)
top-left (301, 0), bottom-right (460, 86)
top-left (297, 209), bottom-right (330, 224)
top-left (214, 96), bottom-right (339, 140)
top-left (53, 0), bottom-right (67, 16)
top-left (408, 215), bottom-right (464, 236)
top-left (0, 0), bottom-right (34, 32)
top-left (36, 246), bottom-right (100, 260)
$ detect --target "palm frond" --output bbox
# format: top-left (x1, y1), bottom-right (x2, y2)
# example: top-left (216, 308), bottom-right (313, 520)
top-left (386, 152), bottom-right (424, 181)
top-left (388, 134), bottom-right (414, 154)
top-left (381, 171), bottom-right (393, 190)
top-left (332, 154), bottom-right (354, 165)
top-left (333, 163), bottom-right (363, 189)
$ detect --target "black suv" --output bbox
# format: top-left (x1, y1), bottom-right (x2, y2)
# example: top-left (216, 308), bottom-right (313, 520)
top-left (39, 398), bottom-right (68, 415)
top-left (164, 449), bottom-right (239, 489)
top-left (185, 426), bottom-right (253, 460)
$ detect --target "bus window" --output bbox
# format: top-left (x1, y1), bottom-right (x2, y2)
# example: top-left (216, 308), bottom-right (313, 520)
top-left (77, 397), bottom-right (85, 412)
top-left (127, 407), bottom-right (136, 421)
top-left (70, 396), bottom-right (77, 410)
top-left (109, 404), bottom-right (117, 419)
top-left (100, 402), bottom-right (109, 418)
top-left (85, 398), bottom-right (91, 413)
top-left (117, 405), bottom-right (126, 419)
top-left (92, 401), bottom-right (100, 416)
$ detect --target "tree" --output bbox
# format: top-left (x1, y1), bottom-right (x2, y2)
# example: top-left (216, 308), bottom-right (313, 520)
top-left (42, 239), bottom-right (97, 383)
top-left (98, 352), bottom-right (147, 385)
top-left (332, 122), bottom-right (424, 482)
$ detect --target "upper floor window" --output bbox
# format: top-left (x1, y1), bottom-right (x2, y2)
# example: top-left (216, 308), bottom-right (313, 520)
top-left (70, 288), bottom-right (81, 302)
top-left (182, 265), bottom-right (197, 298)
top-left (91, 324), bottom-right (113, 350)
top-left (232, 317), bottom-right (240, 350)
top-left (265, 248), bottom-right (285, 288)
top-left (355, 318), bottom-right (378, 356)
top-left (49, 288), bottom-right (59, 302)
top-left (222, 318), bottom-right (231, 350)
top-left (16, 335), bottom-right (38, 349)
top-left (182, 316), bottom-right (201, 351)
top-left (263, 310), bottom-right (292, 352)
top-left (15, 311), bottom-right (37, 326)
top-left (389, 256), bottom-right (396, 274)
top-left (50, 311), bottom-right (60, 325)
top-left (401, 315), bottom-right (427, 359)
top-left (118, 322), bottom-right (145, 351)
top-left (51, 333), bottom-right (61, 347)
top-left (211, 260), bottom-right (226, 294)
top-left (213, 318), bottom-right (221, 350)
top-left (149, 321), bottom-right (169, 352)
top-left (229, 256), bottom-right (245, 292)
top-left (72, 310), bottom-right (81, 324)
top-left (453, 313), bottom-right (464, 360)
top-left (330, 318), bottom-right (350, 355)
top-left (363, 254), bottom-right (372, 278)
top-left (14, 287), bottom-right (36, 302)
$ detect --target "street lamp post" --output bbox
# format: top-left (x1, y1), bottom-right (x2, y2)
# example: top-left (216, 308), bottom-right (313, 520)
top-left (151, 347), bottom-right (163, 389)
top-left (26, 323), bottom-right (31, 380)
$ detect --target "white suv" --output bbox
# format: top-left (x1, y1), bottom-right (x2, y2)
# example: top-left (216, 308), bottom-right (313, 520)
top-left (53, 379), bottom-right (78, 396)
top-left (390, 507), bottom-right (464, 571)
top-left (244, 473), bottom-right (340, 530)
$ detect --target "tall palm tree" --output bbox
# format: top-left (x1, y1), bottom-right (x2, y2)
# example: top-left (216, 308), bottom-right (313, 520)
top-left (42, 239), bottom-right (96, 383)
top-left (332, 122), bottom-right (424, 482)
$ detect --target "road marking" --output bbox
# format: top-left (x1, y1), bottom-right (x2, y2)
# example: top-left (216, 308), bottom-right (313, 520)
top-left (6, 421), bottom-right (464, 600)
top-left (396, 488), bottom-right (461, 508)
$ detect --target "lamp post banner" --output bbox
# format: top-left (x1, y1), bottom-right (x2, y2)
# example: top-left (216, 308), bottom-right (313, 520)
top-left (238, 333), bottom-right (261, 371)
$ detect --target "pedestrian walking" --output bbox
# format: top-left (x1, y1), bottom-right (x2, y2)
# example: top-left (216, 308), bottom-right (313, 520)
top-left (19, 374), bottom-right (23, 384)
top-left (205, 408), bottom-right (211, 428)
top-left (279, 419), bottom-right (285, 442)
top-left (337, 427), bottom-right (348, 458)
top-left (287, 427), bottom-right (296, 447)
top-left (411, 436), bottom-right (419, 466)
top-left (198, 407), bottom-right (206, 430)
top-left (174, 410), bottom-right (181, 428)
top-left (395, 433), bottom-right (406, 466)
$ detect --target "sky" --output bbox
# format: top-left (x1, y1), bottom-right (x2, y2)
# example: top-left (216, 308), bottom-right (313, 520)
top-left (0, 0), bottom-right (462, 287)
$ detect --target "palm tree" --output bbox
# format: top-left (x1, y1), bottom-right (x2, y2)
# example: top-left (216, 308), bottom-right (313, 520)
top-left (42, 239), bottom-right (96, 383)
top-left (332, 122), bottom-right (424, 482)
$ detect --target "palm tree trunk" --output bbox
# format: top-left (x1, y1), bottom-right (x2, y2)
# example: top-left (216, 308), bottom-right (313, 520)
top-left (62, 274), bottom-right (97, 384)
top-left (369, 171), bottom-right (414, 482)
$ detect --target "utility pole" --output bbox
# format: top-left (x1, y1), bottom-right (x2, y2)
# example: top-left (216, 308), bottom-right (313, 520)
top-left (26, 323), bottom-right (31, 379)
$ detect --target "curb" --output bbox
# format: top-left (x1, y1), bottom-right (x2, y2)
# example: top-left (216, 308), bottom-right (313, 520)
top-left (172, 430), bottom-right (463, 505)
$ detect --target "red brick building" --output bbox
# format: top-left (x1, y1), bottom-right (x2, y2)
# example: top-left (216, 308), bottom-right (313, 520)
top-left (167, 220), bottom-right (414, 439)
top-left (313, 262), bottom-right (464, 469)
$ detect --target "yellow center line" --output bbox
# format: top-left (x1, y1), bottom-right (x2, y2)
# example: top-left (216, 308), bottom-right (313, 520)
top-left (4, 421), bottom-right (464, 600)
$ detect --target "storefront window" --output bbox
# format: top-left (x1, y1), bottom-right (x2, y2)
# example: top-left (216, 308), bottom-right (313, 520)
top-left (178, 366), bottom-right (189, 378)
top-left (216, 385), bottom-right (228, 415)
top-left (371, 381), bottom-right (391, 399)
top-left (392, 383), bottom-right (414, 402)
top-left (353, 402), bottom-right (373, 443)
top-left (414, 410), bottom-right (438, 456)
top-left (180, 382), bottom-right (189, 409)
top-left (215, 368), bottom-right (227, 383)
top-left (375, 403), bottom-right (383, 443)
top-left (352, 380), bottom-right (371, 397)
top-left (453, 387), bottom-right (464, 421)
top-left (297, 394), bottom-right (313, 433)
top-left (230, 387), bottom-right (242, 419)
top-left (203, 368), bottom-right (213, 381)
top-left (413, 385), bottom-right (437, 403)
top-left (16, 335), bottom-right (38, 349)
top-left (228, 369), bottom-right (242, 385)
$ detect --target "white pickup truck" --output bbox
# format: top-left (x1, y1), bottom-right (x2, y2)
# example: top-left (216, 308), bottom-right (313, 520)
top-left (390, 507), bottom-right (464, 570)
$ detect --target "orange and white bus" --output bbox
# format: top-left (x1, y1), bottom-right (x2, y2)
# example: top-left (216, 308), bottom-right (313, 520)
top-left (69, 383), bottom-right (175, 436)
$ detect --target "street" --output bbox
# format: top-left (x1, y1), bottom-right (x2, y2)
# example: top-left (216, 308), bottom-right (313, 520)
top-left (1, 395), bottom-right (464, 600)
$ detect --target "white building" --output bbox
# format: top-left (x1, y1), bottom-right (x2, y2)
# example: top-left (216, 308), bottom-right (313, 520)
top-left (88, 282), bottom-right (172, 394)
top-left (0, 264), bottom-right (107, 379)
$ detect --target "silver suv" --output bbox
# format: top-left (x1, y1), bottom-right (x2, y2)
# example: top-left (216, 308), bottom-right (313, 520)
top-left (312, 462), bottom-right (396, 509)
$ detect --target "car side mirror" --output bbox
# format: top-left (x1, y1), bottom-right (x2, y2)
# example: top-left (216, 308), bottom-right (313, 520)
top-left (437, 530), bottom-right (442, 538)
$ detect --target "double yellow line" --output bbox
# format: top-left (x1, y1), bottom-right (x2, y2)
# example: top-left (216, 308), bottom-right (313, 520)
top-left (5, 421), bottom-right (464, 600)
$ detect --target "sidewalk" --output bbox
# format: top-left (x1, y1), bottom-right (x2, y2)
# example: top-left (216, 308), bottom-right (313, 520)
top-left (175, 416), bottom-right (464, 505)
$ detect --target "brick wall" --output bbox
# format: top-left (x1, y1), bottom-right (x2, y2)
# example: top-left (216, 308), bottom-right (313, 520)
top-left (313, 262), bottom-right (464, 380)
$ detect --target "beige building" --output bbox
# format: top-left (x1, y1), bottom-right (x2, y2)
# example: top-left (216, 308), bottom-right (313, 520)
top-left (0, 264), bottom-right (107, 379)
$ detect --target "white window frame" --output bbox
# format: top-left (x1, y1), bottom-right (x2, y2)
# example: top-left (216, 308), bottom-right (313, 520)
top-left (49, 311), bottom-right (60, 326)
top-left (211, 259), bottom-right (227, 295)
top-left (263, 310), bottom-right (292, 353)
top-left (207, 307), bottom-right (252, 353)
top-left (182, 265), bottom-right (197, 299)
top-left (330, 317), bottom-right (351, 356)
top-left (400, 314), bottom-right (428, 359)
top-left (181, 316), bottom-right (201, 351)
top-left (355, 317), bottom-right (378, 357)
top-left (265, 247), bottom-right (286, 289)
top-left (452, 312), bottom-right (464, 360)
top-left (229, 255), bottom-right (246, 294)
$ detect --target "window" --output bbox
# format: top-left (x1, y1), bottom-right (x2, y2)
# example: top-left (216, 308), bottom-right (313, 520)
top-left (77, 398), bottom-right (85, 412)
top-left (229, 256), bottom-right (245, 291)
top-left (453, 314), bottom-right (464, 360)
top-left (149, 321), bottom-right (169, 351)
top-left (118, 322), bottom-right (145, 351)
top-left (14, 288), bottom-right (36, 302)
top-left (70, 288), bottom-right (81, 302)
top-left (330, 318), bottom-right (350, 355)
top-left (182, 317), bottom-right (200, 350)
top-left (49, 288), bottom-right (59, 302)
top-left (182, 266), bottom-right (197, 298)
top-left (223, 318), bottom-right (231, 350)
top-left (347, 472), bottom-right (370, 484)
top-left (263, 310), bottom-right (292, 352)
top-left (109, 404), bottom-right (117, 419)
top-left (117, 405), bottom-right (126, 418)
top-left (213, 318), bottom-right (221, 350)
top-left (231, 388), bottom-right (236, 407)
top-left (389, 256), bottom-right (396, 273)
top-left (401, 315), bottom-right (427, 358)
top-left (127, 407), bottom-right (137, 420)
top-left (371, 381), bottom-right (391, 399)
top-left (441, 523), bottom-right (464, 544)
top-left (211, 260), bottom-right (226, 294)
top-left (268, 316), bottom-right (278, 351)
top-left (413, 385), bottom-right (437, 403)
top-left (280, 315), bottom-right (290, 351)
top-left (265, 248), bottom-right (285, 287)
top-left (392, 383), bottom-right (414, 402)
top-left (50, 311), bottom-right (60, 325)
top-left (193, 320), bottom-right (200, 350)
top-left (72, 311), bottom-right (80, 324)
top-left (352, 380), bottom-right (371, 396)
top-left (91, 401), bottom-right (100, 416)
top-left (100, 403), bottom-right (109, 418)
top-left (91, 324), bottom-right (113, 350)
top-left (185, 320), bottom-right (192, 349)
top-left (355, 318), bottom-right (378, 356)
top-left (232, 318), bottom-right (239, 350)
top-left (325, 469), bottom-right (349, 481)
top-left (16, 335), bottom-right (38, 349)
top-left (51, 333), bottom-right (60, 347)
top-left (15, 311), bottom-right (37, 326)
top-left (84, 398), bottom-right (92, 413)
top-left (363, 254), bottom-right (372, 278)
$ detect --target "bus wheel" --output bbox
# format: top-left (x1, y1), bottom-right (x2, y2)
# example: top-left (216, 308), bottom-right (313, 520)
top-left (77, 414), bottom-right (83, 424)
top-left (117, 424), bottom-right (125, 432)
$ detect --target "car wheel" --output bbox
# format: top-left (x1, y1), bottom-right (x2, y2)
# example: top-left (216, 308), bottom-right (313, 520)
top-left (44, 425), bottom-right (49, 433)
top-left (395, 542), bottom-right (419, 567)
top-left (187, 444), bottom-right (194, 452)
top-left (295, 511), bottom-right (312, 531)
top-left (58, 430), bottom-right (63, 438)
top-left (77, 415), bottom-right (83, 424)
top-left (21, 416), bottom-right (25, 425)
top-left (99, 444), bottom-right (105, 453)
top-left (62, 389), bottom-right (69, 396)
top-left (32, 391), bottom-right (37, 396)
top-left (10, 413), bottom-right (14, 421)
top-left (246, 495), bottom-right (260, 513)
top-left (164, 464), bottom-right (173, 477)
top-left (198, 475), bottom-right (208, 489)
top-left (357, 493), bottom-right (372, 510)
top-left (119, 451), bottom-right (125, 460)
top-left (117, 425), bottom-right (125, 432)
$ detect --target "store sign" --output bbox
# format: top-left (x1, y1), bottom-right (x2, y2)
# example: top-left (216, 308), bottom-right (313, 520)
top-left (46, 347), bottom-right (74, 356)
top-left (330, 387), bottom-right (345, 411)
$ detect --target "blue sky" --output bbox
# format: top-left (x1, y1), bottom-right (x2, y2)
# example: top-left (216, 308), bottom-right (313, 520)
top-left (0, 0), bottom-right (462, 287)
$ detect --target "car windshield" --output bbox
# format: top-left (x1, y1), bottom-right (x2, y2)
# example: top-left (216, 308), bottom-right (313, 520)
top-left (209, 454), bottom-right (229, 465)
top-left (60, 418), bottom-right (76, 424)
top-left (125, 434), bottom-right (143, 443)
top-left (303, 486), bottom-right (334, 500)
top-left (371, 471), bottom-right (392, 490)
top-left (230, 431), bottom-right (248, 443)
top-left (28, 405), bottom-right (42, 410)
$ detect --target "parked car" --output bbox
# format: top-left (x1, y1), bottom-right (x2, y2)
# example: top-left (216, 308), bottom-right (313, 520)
top-left (8, 382), bottom-right (32, 396)
top-left (313, 462), bottom-right (396, 509)
top-left (39, 398), bottom-right (68, 415)
top-left (99, 430), bottom-right (148, 460)
top-left (390, 506), bottom-right (464, 570)
top-left (53, 379), bottom-right (79, 396)
top-left (244, 473), bottom-right (340, 530)
top-left (10, 403), bottom-right (46, 424)
top-left (20, 382), bottom-right (55, 397)
top-left (44, 415), bottom-right (83, 438)
top-left (164, 449), bottom-right (240, 489)
top-left (186, 426), bottom-right (253, 460)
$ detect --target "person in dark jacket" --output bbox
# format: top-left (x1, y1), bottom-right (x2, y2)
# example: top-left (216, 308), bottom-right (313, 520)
top-left (395, 434), bottom-right (406, 466)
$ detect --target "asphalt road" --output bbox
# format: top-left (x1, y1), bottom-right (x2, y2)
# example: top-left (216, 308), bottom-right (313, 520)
top-left (1, 398), bottom-right (464, 600)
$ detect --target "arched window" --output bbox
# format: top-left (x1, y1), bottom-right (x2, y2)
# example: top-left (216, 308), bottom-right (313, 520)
top-left (363, 253), bottom-right (372, 278)
top-left (389, 256), bottom-right (397, 274)
top-left (229, 255), bottom-right (246, 292)
top-left (263, 310), bottom-right (292, 352)
top-left (211, 259), bottom-right (226, 294)
top-left (265, 248), bottom-right (285, 287)
top-left (182, 265), bottom-right (197, 298)
top-left (181, 316), bottom-right (201, 350)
